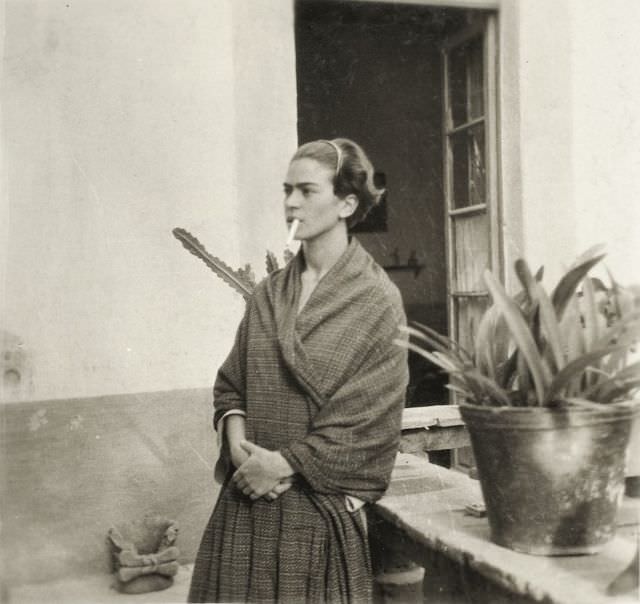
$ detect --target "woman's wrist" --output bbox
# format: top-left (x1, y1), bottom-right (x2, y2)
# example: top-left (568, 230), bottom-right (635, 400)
top-left (273, 451), bottom-right (295, 479)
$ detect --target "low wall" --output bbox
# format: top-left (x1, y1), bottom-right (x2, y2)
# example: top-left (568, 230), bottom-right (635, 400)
top-left (0, 388), bottom-right (220, 588)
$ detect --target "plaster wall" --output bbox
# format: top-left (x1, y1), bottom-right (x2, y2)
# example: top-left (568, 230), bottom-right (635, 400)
top-left (0, 0), bottom-right (297, 402)
top-left (4, 0), bottom-right (637, 403)
top-left (0, 389), bottom-right (219, 588)
top-left (507, 0), bottom-right (640, 287)
top-left (570, 0), bottom-right (640, 287)
top-left (514, 0), bottom-right (576, 286)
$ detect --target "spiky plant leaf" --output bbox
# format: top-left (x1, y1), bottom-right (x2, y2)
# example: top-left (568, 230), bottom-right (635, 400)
top-left (598, 379), bottom-right (640, 404)
top-left (551, 253), bottom-right (606, 320)
top-left (172, 228), bottom-right (255, 300)
top-left (594, 311), bottom-right (640, 349)
top-left (456, 369), bottom-right (512, 406)
top-left (445, 384), bottom-right (474, 400)
top-left (544, 344), bottom-right (633, 404)
top-left (567, 243), bottom-right (606, 270)
top-left (582, 277), bottom-right (600, 352)
top-left (584, 361), bottom-right (640, 401)
top-left (517, 259), bottom-right (567, 373)
top-left (400, 325), bottom-right (466, 366)
top-left (484, 269), bottom-right (551, 403)
top-left (412, 321), bottom-right (474, 363)
top-left (474, 304), bottom-right (503, 381)
top-left (395, 340), bottom-right (456, 374)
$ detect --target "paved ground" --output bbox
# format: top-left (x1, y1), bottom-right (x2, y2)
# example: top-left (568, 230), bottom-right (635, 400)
top-left (7, 564), bottom-right (194, 604)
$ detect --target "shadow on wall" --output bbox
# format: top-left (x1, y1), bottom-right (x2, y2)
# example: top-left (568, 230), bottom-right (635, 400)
top-left (0, 388), bottom-right (219, 591)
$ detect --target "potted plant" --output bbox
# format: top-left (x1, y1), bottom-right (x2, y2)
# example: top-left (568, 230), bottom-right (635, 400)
top-left (397, 246), bottom-right (640, 555)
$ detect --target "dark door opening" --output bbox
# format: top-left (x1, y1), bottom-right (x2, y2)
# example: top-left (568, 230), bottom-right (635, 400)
top-left (295, 1), bottom-right (477, 408)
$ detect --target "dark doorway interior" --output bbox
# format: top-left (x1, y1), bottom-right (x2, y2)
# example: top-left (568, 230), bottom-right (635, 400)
top-left (295, 1), bottom-right (468, 407)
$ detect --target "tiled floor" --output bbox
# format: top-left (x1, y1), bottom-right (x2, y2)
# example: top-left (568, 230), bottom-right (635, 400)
top-left (7, 564), bottom-right (194, 604)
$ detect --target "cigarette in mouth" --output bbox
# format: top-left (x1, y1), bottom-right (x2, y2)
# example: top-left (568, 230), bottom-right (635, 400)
top-left (286, 218), bottom-right (300, 248)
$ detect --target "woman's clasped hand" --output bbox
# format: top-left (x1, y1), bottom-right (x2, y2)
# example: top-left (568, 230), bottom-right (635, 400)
top-left (231, 440), bottom-right (294, 501)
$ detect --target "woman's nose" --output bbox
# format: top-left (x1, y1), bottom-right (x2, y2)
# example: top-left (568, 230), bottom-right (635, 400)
top-left (284, 191), bottom-right (301, 208)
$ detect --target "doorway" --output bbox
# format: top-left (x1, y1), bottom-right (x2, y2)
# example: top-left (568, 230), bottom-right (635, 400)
top-left (294, 1), bottom-right (497, 411)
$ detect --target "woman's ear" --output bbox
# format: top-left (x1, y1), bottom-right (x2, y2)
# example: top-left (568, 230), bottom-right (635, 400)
top-left (339, 194), bottom-right (359, 220)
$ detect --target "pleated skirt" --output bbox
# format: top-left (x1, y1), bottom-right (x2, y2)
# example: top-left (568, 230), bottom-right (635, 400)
top-left (188, 481), bottom-right (371, 604)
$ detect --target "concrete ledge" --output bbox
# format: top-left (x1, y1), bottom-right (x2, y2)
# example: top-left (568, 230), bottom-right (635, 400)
top-left (373, 454), bottom-right (640, 604)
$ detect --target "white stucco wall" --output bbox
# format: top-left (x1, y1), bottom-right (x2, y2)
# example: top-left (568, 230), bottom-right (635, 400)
top-left (515, 0), bottom-right (576, 284)
top-left (571, 0), bottom-right (640, 287)
top-left (0, 0), bottom-right (297, 401)
top-left (509, 0), bottom-right (640, 287)
top-left (3, 0), bottom-right (637, 401)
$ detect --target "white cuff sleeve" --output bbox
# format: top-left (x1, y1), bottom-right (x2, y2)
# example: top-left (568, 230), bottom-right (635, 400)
top-left (217, 409), bottom-right (247, 450)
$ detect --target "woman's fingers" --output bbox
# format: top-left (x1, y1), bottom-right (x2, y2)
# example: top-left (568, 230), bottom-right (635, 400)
top-left (263, 479), bottom-right (294, 501)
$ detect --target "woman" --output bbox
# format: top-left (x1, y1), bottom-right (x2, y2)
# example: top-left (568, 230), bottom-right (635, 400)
top-left (188, 138), bottom-right (408, 604)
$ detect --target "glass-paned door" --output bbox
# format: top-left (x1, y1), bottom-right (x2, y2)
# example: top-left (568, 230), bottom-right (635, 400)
top-left (442, 15), bottom-right (500, 469)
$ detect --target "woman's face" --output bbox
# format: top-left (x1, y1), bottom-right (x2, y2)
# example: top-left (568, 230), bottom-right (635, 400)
top-left (283, 158), bottom-right (347, 243)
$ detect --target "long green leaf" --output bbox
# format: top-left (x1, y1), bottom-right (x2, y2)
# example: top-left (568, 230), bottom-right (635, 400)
top-left (544, 344), bottom-right (631, 404)
top-left (584, 361), bottom-right (640, 400)
top-left (567, 243), bottom-right (606, 270)
top-left (459, 369), bottom-right (512, 406)
top-left (484, 269), bottom-right (551, 403)
top-left (516, 258), bottom-right (567, 373)
top-left (445, 384), bottom-right (474, 401)
top-left (582, 276), bottom-right (600, 354)
top-left (598, 379), bottom-right (640, 403)
top-left (412, 321), bottom-right (474, 363)
top-left (474, 304), bottom-right (503, 380)
top-left (603, 347), bottom-right (630, 375)
top-left (433, 351), bottom-right (460, 372)
top-left (561, 295), bottom-right (586, 395)
top-left (515, 259), bottom-right (538, 307)
top-left (400, 325), bottom-right (465, 367)
top-left (551, 253), bottom-right (606, 320)
top-left (538, 285), bottom-right (566, 369)
top-left (497, 352), bottom-right (519, 390)
top-left (396, 340), bottom-right (456, 374)
top-left (515, 260), bottom-right (549, 362)
top-left (605, 266), bottom-right (624, 321)
top-left (515, 347), bottom-right (533, 404)
top-left (594, 311), bottom-right (640, 348)
top-left (563, 397), bottom-right (611, 411)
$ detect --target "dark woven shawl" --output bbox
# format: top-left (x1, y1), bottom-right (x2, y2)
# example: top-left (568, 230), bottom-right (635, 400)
top-left (189, 238), bottom-right (408, 603)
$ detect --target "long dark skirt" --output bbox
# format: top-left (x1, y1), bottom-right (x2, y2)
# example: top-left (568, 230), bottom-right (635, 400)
top-left (188, 480), bottom-right (371, 604)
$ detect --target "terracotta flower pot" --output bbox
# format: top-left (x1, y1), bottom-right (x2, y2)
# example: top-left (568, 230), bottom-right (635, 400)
top-left (460, 400), bottom-right (640, 555)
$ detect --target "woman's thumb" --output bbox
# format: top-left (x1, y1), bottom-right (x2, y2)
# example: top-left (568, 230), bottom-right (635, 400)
top-left (239, 440), bottom-right (256, 454)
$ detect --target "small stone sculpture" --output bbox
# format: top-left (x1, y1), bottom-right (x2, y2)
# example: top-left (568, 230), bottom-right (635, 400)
top-left (107, 515), bottom-right (179, 594)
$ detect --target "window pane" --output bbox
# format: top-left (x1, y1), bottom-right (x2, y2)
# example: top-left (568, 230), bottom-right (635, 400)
top-left (453, 212), bottom-right (490, 291)
top-left (448, 36), bottom-right (484, 127)
top-left (451, 131), bottom-right (469, 208)
top-left (455, 295), bottom-right (491, 360)
top-left (450, 124), bottom-right (485, 208)
top-left (449, 45), bottom-right (467, 127)
top-left (468, 37), bottom-right (484, 120)
top-left (469, 125), bottom-right (485, 206)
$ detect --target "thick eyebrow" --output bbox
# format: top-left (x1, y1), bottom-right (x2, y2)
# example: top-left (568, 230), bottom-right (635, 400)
top-left (282, 181), bottom-right (321, 189)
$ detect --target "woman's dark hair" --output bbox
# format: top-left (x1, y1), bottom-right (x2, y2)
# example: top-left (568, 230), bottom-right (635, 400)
top-left (291, 138), bottom-right (384, 229)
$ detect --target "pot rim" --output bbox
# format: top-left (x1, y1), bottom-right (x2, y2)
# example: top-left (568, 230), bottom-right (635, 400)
top-left (459, 398), bottom-right (640, 414)
top-left (459, 398), bottom-right (640, 429)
